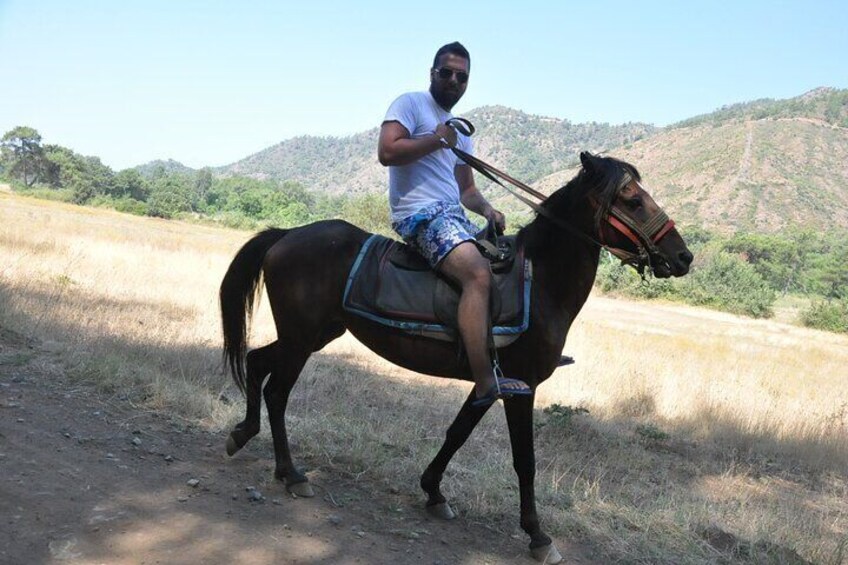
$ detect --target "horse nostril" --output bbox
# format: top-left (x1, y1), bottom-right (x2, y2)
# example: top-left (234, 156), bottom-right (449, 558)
top-left (679, 250), bottom-right (694, 265)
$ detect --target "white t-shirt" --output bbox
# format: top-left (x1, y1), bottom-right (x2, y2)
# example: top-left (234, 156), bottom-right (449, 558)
top-left (383, 91), bottom-right (474, 223)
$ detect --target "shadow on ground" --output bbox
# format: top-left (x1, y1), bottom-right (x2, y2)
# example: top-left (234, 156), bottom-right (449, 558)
top-left (0, 279), bottom-right (831, 564)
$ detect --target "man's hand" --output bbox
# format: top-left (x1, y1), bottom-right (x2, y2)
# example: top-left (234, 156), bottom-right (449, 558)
top-left (485, 207), bottom-right (506, 235)
top-left (434, 123), bottom-right (458, 148)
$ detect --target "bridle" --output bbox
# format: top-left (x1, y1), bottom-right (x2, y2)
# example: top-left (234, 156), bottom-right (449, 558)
top-left (444, 118), bottom-right (675, 276)
top-left (600, 176), bottom-right (676, 274)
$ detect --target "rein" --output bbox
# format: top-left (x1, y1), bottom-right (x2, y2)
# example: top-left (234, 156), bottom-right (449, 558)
top-left (445, 118), bottom-right (674, 275)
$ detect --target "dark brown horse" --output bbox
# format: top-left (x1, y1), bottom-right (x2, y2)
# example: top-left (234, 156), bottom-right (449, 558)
top-left (219, 152), bottom-right (692, 563)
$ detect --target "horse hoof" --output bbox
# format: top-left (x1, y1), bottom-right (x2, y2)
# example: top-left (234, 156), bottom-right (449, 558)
top-left (530, 543), bottom-right (562, 564)
top-left (425, 502), bottom-right (456, 520)
top-left (225, 435), bottom-right (241, 457)
top-left (287, 481), bottom-right (315, 498)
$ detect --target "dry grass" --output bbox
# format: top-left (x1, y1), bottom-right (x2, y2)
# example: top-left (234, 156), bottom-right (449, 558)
top-left (2, 191), bottom-right (846, 564)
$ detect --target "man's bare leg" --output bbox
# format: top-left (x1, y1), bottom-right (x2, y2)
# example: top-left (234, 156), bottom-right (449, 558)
top-left (438, 242), bottom-right (528, 400)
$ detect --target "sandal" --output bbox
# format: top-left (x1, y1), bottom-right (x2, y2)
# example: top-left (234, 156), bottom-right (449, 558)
top-left (471, 377), bottom-right (532, 408)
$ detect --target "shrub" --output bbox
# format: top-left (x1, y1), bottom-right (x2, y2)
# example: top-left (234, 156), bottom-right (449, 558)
top-left (539, 404), bottom-right (589, 431)
top-left (111, 197), bottom-right (149, 216)
top-left (679, 250), bottom-right (775, 318)
top-left (800, 300), bottom-right (848, 333)
top-left (88, 195), bottom-right (149, 216)
top-left (595, 254), bottom-right (678, 300)
top-left (13, 185), bottom-right (74, 202)
top-left (635, 423), bottom-right (670, 443)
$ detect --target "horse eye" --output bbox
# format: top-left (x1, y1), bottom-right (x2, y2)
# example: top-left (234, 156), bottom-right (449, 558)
top-left (624, 197), bottom-right (642, 211)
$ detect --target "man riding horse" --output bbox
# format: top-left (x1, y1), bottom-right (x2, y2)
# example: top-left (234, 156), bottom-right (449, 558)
top-left (221, 42), bottom-right (693, 563)
top-left (378, 41), bottom-right (531, 406)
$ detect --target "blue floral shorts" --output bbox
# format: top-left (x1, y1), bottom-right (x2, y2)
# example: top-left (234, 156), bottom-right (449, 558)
top-left (392, 202), bottom-right (480, 268)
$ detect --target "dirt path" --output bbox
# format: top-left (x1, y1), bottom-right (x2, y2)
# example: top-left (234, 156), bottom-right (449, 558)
top-left (0, 328), bottom-right (596, 565)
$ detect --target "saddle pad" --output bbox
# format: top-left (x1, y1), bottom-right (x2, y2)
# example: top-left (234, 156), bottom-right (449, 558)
top-left (343, 234), bottom-right (531, 344)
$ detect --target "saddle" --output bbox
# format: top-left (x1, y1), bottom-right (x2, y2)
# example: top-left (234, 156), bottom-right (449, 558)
top-left (343, 226), bottom-right (531, 347)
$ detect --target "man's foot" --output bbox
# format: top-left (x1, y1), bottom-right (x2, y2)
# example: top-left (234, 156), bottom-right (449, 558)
top-left (472, 377), bottom-right (532, 408)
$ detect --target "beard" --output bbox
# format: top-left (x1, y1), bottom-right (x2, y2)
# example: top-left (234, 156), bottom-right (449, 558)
top-left (430, 85), bottom-right (462, 111)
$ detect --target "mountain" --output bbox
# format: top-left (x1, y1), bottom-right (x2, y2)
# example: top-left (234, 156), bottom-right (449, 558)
top-left (670, 87), bottom-right (848, 129)
top-left (221, 131), bottom-right (380, 196)
top-left (218, 107), bottom-right (656, 197)
top-left (215, 87), bottom-right (848, 234)
top-left (463, 106), bottom-right (655, 181)
top-left (133, 159), bottom-right (196, 177)
top-left (535, 88), bottom-right (848, 233)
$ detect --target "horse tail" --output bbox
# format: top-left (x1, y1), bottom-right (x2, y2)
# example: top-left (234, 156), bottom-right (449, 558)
top-left (220, 228), bottom-right (289, 394)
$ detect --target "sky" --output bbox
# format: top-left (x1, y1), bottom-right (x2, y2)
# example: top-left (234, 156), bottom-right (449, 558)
top-left (1, 1), bottom-right (846, 171)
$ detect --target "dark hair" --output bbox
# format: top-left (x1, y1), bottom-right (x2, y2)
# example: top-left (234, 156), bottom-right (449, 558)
top-left (433, 42), bottom-right (470, 70)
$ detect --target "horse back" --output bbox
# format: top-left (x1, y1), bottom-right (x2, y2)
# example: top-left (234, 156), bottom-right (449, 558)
top-left (261, 220), bottom-right (371, 327)
top-left (263, 219), bottom-right (370, 266)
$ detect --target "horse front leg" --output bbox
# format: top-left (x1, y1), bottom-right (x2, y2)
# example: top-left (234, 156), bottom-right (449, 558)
top-left (420, 391), bottom-right (491, 519)
top-left (504, 395), bottom-right (562, 564)
top-left (226, 342), bottom-right (276, 456)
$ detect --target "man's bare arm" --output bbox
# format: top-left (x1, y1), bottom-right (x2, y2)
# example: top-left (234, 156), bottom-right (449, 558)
top-left (378, 121), bottom-right (458, 166)
top-left (456, 164), bottom-right (506, 232)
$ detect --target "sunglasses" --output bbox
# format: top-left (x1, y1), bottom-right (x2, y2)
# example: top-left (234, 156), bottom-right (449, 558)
top-left (435, 67), bottom-right (469, 84)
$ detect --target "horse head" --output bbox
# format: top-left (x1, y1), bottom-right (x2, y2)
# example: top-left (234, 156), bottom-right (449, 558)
top-left (574, 151), bottom-right (693, 278)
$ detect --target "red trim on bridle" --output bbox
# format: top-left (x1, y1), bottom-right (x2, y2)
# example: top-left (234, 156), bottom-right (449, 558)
top-left (601, 210), bottom-right (676, 273)
top-left (604, 214), bottom-right (642, 247)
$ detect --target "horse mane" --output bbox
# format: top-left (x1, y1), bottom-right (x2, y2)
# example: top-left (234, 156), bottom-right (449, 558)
top-left (518, 153), bottom-right (641, 255)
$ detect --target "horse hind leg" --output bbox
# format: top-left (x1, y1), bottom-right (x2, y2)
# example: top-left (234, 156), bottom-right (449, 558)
top-left (226, 341), bottom-right (276, 456)
top-left (262, 339), bottom-right (314, 497)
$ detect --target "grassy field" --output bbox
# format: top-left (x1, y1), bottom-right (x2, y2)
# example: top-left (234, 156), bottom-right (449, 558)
top-left (2, 191), bottom-right (846, 564)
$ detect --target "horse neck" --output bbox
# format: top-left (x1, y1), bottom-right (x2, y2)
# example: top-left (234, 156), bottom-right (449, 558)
top-left (520, 202), bottom-right (601, 318)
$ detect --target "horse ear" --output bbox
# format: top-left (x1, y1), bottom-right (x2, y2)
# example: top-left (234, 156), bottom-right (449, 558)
top-left (580, 151), bottom-right (595, 173)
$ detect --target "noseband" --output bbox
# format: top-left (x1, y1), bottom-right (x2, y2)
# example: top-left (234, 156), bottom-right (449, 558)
top-left (600, 175), bottom-right (676, 275)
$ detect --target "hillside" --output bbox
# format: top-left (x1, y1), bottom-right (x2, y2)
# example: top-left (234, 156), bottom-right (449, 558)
top-left (219, 106), bottom-right (656, 197)
top-left (40, 88), bottom-right (848, 235)
top-left (536, 90), bottom-right (848, 233)
top-left (461, 106), bottom-right (655, 181)
top-left (215, 88), bottom-right (848, 234)
top-left (671, 86), bottom-right (848, 129)
top-left (222, 131), bottom-right (380, 196)
top-left (616, 119), bottom-right (848, 233)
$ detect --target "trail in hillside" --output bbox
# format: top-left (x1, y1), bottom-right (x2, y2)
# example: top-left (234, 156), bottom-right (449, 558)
top-left (734, 121), bottom-right (754, 186)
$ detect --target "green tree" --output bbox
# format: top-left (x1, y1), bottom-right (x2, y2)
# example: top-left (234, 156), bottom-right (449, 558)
top-left (41, 145), bottom-right (75, 188)
top-left (147, 175), bottom-right (193, 218)
top-left (113, 169), bottom-right (150, 201)
top-left (195, 168), bottom-right (213, 206)
top-left (341, 193), bottom-right (392, 236)
top-left (723, 232), bottom-right (801, 294)
top-left (811, 244), bottom-right (848, 300)
top-left (39, 145), bottom-right (116, 204)
top-left (73, 156), bottom-right (115, 203)
top-left (1, 126), bottom-right (45, 186)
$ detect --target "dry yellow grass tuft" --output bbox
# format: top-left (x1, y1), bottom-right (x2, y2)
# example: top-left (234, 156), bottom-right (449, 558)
top-left (2, 191), bottom-right (846, 563)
